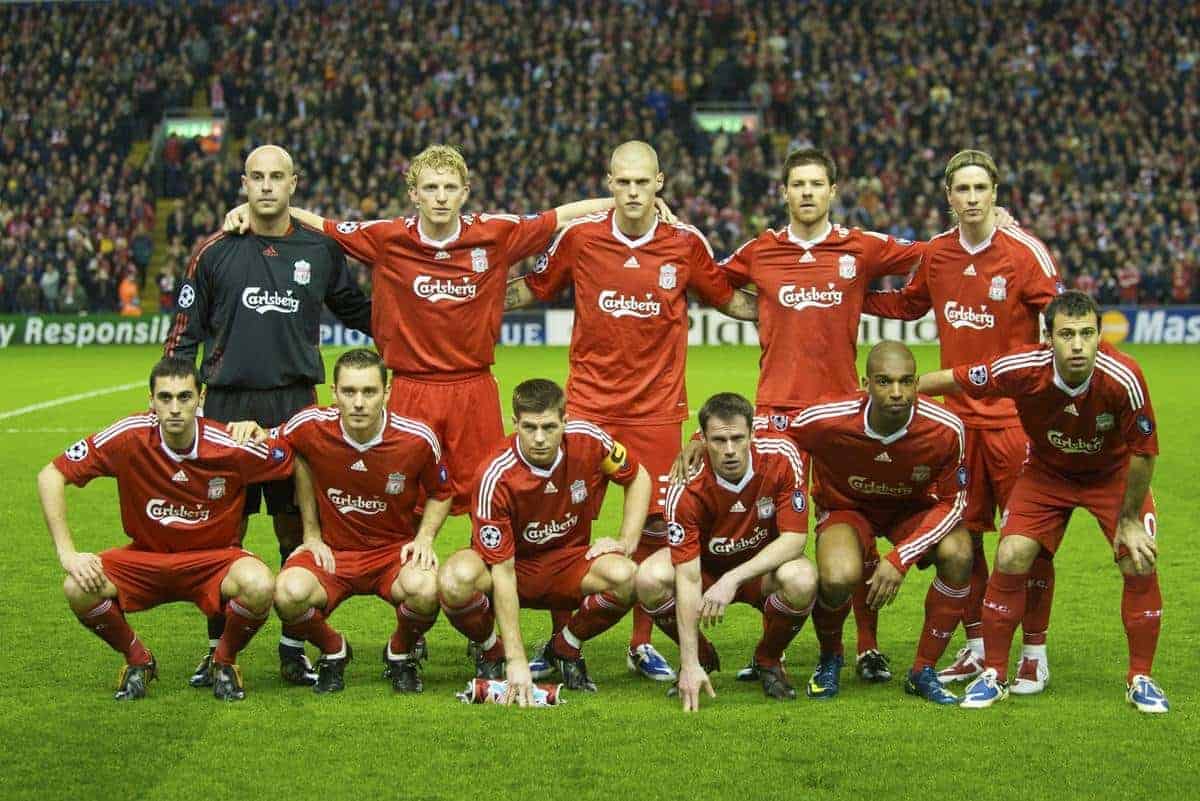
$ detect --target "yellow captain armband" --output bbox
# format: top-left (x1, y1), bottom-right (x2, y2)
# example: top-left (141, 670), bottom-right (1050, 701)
top-left (600, 441), bottom-right (629, 476)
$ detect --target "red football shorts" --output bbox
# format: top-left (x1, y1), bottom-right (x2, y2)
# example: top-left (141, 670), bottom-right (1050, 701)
top-left (1000, 461), bottom-right (1157, 561)
top-left (962, 425), bottom-right (1029, 533)
top-left (815, 508), bottom-right (942, 570)
top-left (514, 544), bottom-right (596, 610)
top-left (100, 546), bottom-right (257, 617)
top-left (284, 543), bottom-right (409, 612)
top-left (389, 371), bottom-right (506, 516)
top-left (581, 420), bottom-right (682, 522)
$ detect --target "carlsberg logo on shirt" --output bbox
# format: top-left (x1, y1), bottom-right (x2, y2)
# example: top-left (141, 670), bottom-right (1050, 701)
top-left (943, 301), bottom-right (997, 330)
top-left (242, 287), bottom-right (301, 314)
top-left (778, 284), bottom-right (844, 310)
top-left (413, 276), bottom-right (478, 303)
top-left (326, 488), bottom-right (388, 515)
top-left (598, 290), bottom-right (662, 318)
top-left (145, 499), bottom-right (211, 526)
top-left (522, 513), bottom-right (579, 544)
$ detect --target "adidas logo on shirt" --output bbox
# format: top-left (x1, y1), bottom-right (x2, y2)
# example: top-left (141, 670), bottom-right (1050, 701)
top-left (171, 469), bottom-right (188, 483)
top-left (350, 459), bottom-right (368, 472)
top-left (544, 481), bottom-right (557, 494)
top-left (623, 256), bottom-right (640, 268)
top-left (730, 500), bottom-right (747, 513)
top-left (874, 452), bottom-right (892, 462)
top-left (798, 250), bottom-right (816, 263)
top-left (1064, 403), bottom-right (1079, 416)
top-left (963, 264), bottom-right (977, 276)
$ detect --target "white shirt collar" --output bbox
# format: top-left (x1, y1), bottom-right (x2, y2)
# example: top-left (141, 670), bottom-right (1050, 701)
top-left (159, 419), bottom-right (200, 462)
top-left (786, 221), bottom-right (833, 250)
top-left (517, 440), bottom-right (563, 478)
top-left (862, 399), bottom-right (913, 445)
top-left (958, 224), bottom-right (997, 255)
top-left (1052, 359), bottom-right (1094, 398)
top-left (340, 410), bottom-right (387, 452)
top-left (417, 218), bottom-right (462, 248)
top-left (611, 215), bottom-right (658, 250)
top-left (713, 449), bottom-right (755, 493)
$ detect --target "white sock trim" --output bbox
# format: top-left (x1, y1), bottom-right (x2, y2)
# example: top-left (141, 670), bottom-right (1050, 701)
top-left (561, 626), bottom-right (582, 650)
top-left (966, 637), bottom-right (985, 658)
top-left (279, 636), bottom-right (306, 649)
top-left (325, 637), bottom-right (347, 660)
top-left (480, 632), bottom-right (498, 651)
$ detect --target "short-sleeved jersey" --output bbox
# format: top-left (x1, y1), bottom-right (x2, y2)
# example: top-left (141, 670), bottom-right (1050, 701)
top-left (53, 415), bottom-right (294, 552)
top-left (280, 406), bottom-right (451, 550)
top-left (470, 422), bottom-right (640, 565)
top-left (323, 211), bottom-right (557, 379)
top-left (720, 223), bottom-right (925, 409)
top-left (953, 342), bottom-right (1158, 480)
top-left (526, 211), bottom-right (735, 424)
top-left (664, 438), bottom-right (807, 574)
top-left (789, 393), bottom-right (967, 569)
top-left (864, 226), bottom-right (1061, 428)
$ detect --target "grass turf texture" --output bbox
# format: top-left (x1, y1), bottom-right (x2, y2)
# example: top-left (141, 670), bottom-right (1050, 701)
top-left (0, 344), bottom-right (1195, 801)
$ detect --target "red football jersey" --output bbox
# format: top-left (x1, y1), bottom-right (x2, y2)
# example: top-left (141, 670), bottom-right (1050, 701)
top-left (53, 414), bottom-right (294, 552)
top-left (953, 342), bottom-right (1158, 480)
top-left (720, 223), bottom-right (925, 409)
top-left (864, 226), bottom-right (1061, 428)
top-left (526, 211), bottom-right (734, 424)
top-left (324, 211), bottom-right (557, 378)
top-left (664, 438), bottom-right (808, 573)
top-left (788, 393), bottom-right (967, 569)
top-left (280, 406), bottom-right (451, 550)
top-left (470, 421), bottom-right (640, 565)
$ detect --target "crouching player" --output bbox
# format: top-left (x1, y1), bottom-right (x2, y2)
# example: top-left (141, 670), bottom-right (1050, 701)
top-left (921, 291), bottom-right (1167, 712)
top-left (792, 342), bottom-right (972, 704)
top-left (272, 349), bottom-right (452, 694)
top-left (37, 357), bottom-right (292, 701)
top-left (438, 379), bottom-right (651, 702)
top-left (638, 393), bottom-right (816, 710)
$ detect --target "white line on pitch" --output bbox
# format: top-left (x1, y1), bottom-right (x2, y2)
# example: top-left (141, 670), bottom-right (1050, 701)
top-left (0, 381), bottom-right (144, 421)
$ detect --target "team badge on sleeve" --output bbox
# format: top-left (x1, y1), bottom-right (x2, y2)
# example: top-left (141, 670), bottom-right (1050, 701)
top-left (177, 284), bottom-right (195, 310)
top-left (791, 490), bottom-right (807, 513)
top-left (479, 525), bottom-right (503, 550)
top-left (967, 364), bottom-right (989, 386)
top-left (293, 260), bottom-right (311, 286)
top-left (667, 522), bottom-right (685, 546)
top-left (336, 222), bottom-right (360, 234)
top-left (1137, 415), bottom-right (1154, 436)
top-left (438, 465), bottom-right (450, 484)
top-left (659, 264), bottom-right (677, 290)
top-left (956, 465), bottom-right (970, 488)
top-left (533, 253), bottom-right (549, 274)
top-left (838, 254), bottom-right (857, 280)
top-left (770, 414), bottom-right (789, 432)
top-left (65, 439), bottom-right (89, 462)
top-left (270, 446), bottom-right (287, 462)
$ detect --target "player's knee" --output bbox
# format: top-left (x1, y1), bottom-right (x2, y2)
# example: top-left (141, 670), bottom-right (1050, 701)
top-left (937, 530), bottom-right (974, 582)
top-left (274, 568), bottom-right (315, 609)
top-left (599, 556), bottom-right (637, 601)
top-left (818, 558), bottom-right (861, 597)
top-left (776, 559), bottom-right (818, 607)
top-left (399, 566), bottom-right (438, 604)
top-left (438, 552), bottom-right (481, 603)
top-left (995, 536), bottom-right (1038, 574)
top-left (62, 574), bottom-right (88, 605)
top-left (635, 559), bottom-right (674, 607)
top-left (238, 565), bottom-right (276, 607)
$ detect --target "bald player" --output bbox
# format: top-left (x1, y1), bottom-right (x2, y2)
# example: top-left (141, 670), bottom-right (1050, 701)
top-left (166, 143), bottom-right (373, 688)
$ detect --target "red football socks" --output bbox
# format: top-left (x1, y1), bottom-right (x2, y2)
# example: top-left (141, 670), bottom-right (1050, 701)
top-left (1121, 572), bottom-right (1162, 683)
top-left (755, 593), bottom-right (812, 667)
top-left (441, 591), bottom-right (496, 645)
top-left (962, 536), bottom-right (989, 640)
top-left (214, 599), bottom-right (269, 664)
top-left (553, 592), bottom-right (631, 658)
top-left (914, 577), bottom-right (970, 670)
top-left (389, 603), bottom-right (438, 656)
top-left (981, 570), bottom-right (1027, 681)
top-left (812, 596), bottom-right (851, 658)
top-left (281, 607), bottom-right (343, 655)
top-left (1021, 554), bottom-right (1055, 646)
top-left (76, 599), bottom-right (152, 666)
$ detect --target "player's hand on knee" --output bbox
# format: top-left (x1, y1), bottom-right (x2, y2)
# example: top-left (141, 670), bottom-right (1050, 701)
top-left (62, 551), bottom-right (106, 594)
top-left (653, 198), bottom-right (678, 225)
top-left (504, 661), bottom-right (533, 707)
top-left (700, 578), bottom-right (736, 626)
top-left (585, 537), bottom-right (623, 560)
top-left (669, 440), bottom-right (704, 484)
top-left (1116, 519), bottom-right (1157, 574)
top-left (865, 560), bottom-right (904, 610)
top-left (401, 535), bottom-right (438, 571)
top-left (226, 420), bottom-right (267, 445)
top-left (223, 204), bottom-right (251, 234)
top-left (677, 662), bottom-right (714, 712)
top-left (295, 541), bottom-right (336, 573)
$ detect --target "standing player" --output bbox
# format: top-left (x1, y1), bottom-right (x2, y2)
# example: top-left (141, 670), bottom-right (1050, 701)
top-left (864, 149), bottom-right (1062, 693)
top-left (438, 379), bottom-right (651, 702)
top-left (920, 292), bottom-right (1167, 712)
top-left (165, 144), bottom-right (373, 687)
top-left (505, 140), bottom-right (758, 682)
top-left (37, 357), bottom-right (293, 701)
top-left (788, 342), bottom-right (972, 704)
top-left (636, 393), bottom-right (816, 710)
top-left (272, 349), bottom-right (452, 694)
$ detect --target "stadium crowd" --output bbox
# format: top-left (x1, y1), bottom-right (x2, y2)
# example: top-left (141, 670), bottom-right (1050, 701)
top-left (1, 0), bottom-right (1198, 313)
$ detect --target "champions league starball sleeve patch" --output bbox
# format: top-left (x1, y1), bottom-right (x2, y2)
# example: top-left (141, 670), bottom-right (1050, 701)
top-left (667, 522), bottom-right (685, 546)
top-left (967, 365), bottom-right (989, 386)
top-left (479, 525), bottom-right (503, 550)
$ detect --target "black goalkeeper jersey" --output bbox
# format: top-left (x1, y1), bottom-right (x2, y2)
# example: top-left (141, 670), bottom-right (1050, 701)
top-left (164, 222), bottom-right (372, 389)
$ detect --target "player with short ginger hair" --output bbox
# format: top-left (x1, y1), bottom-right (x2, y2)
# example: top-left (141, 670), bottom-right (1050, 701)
top-left (791, 342), bottom-right (973, 704)
top-left (865, 149), bottom-right (1062, 693)
top-left (920, 291), bottom-right (1167, 713)
top-left (38, 357), bottom-right (294, 701)
top-left (438, 379), bottom-right (652, 704)
top-left (637, 393), bottom-right (816, 710)
top-left (272, 348), bottom-right (452, 694)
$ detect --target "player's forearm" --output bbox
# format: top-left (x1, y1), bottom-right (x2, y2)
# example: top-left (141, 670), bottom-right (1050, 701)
top-left (292, 457), bottom-right (323, 542)
top-left (918, 368), bottom-right (960, 396)
top-left (1120, 455), bottom-right (1155, 523)
top-left (37, 464), bottom-right (77, 560)
top-left (504, 277), bottom-right (538, 311)
top-left (724, 533), bottom-right (807, 587)
top-left (552, 198), bottom-right (613, 228)
top-left (618, 467), bottom-right (652, 554)
top-left (491, 560), bottom-right (526, 664)
top-left (415, 496), bottom-right (452, 542)
top-left (862, 289), bottom-right (931, 321)
top-left (288, 207), bottom-right (327, 230)
top-left (675, 560), bottom-right (704, 668)
top-left (716, 289), bottom-right (758, 321)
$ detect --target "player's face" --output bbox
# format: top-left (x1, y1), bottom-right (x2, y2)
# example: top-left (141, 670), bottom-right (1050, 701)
top-left (945, 165), bottom-right (996, 227)
top-left (608, 157), bottom-right (664, 225)
top-left (150, 375), bottom-right (203, 439)
top-left (703, 415), bottom-right (752, 482)
top-left (333, 366), bottom-right (389, 438)
top-left (782, 163), bottom-right (836, 227)
top-left (408, 167), bottom-right (469, 228)
top-left (863, 356), bottom-right (917, 427)
top-left (1047, 312), bottom-right (1100, 385)
top-left (242, 152), bottom-right (297, 219)
top-left (514, 410), bottom-right (565, 467)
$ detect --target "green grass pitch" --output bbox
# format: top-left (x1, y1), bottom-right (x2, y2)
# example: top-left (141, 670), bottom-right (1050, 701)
top-left (0, 343), bottom-right (1196, 801)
